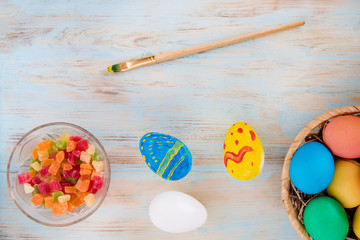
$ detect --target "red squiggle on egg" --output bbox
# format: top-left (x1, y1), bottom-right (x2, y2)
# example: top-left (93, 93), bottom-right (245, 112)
top-left (224, 146), bottom-right (254, 167)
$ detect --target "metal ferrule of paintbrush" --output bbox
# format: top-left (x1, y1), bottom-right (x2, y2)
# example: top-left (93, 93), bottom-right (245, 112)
top-left (107, 56), bottom-right (157, 72)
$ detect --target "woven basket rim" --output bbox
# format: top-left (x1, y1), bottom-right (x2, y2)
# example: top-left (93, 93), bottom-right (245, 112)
top-left (281, 105), bottom-right (360, 240)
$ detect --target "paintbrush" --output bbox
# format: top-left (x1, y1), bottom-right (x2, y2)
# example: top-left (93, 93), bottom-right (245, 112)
top-left (107, 21), bottom-right (305, 73)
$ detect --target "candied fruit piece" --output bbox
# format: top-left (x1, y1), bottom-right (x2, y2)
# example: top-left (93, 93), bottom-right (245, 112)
top-left (91, 152), bottom-right (99, 161)
top-left (77, 192), bottom-right (88, 202)
top-left (80, 168), bottom-right (92, 176)
top-left (65, 177), bottom-right (77, 184)
top-left (32, 185), bottom-right (40, 196)
top-left (48, 144), bottom-right (59, 155)
top-left (76, 140), bottom-right (89, 151)
top-left (58, 133), bottom-right (71, 142)
top-left (92, 161), bottom-right (103, 173)
top-left (56, 151), bottom-right (65, 163)
top-left (92, 176), bottom-right (104, 190)
top-left (49, 181), bottom-right (62, 192)
top-left (31, 194), bottom-right (44, 206)
top-left (30, 161), bottom-right (41, 172)
top-left (72, 150), bottom-right (81, 158)
top-left (52, 191), bottom-right (64, 202)
top-left (60, 183), bottom-right (72, 192)
top-left (75, 179), bottom-right (90, 192)
top-left (69, 136), bottom-right (82, 142)
top-left (91, 171), bottom-right (103, 180)
top-left (18, 173), bottom-right (31, 184)
top-left (67, 152), bottom-right (78, 166)
top-left (56, 139), bottom-right (67, 150)
top-left (64, 186), bottom-right (76, 193)
top-left (58, 194), bottom-right (71, 203)
top-left (27, 170), bottom-right (37, 178)
top-left (80, 151), bottom-right (91, 164)
top-left (38, 182), bottom-right (51, 196)
top-left (48, 161), bottom-right (60, 175)
top-left (37, 140), bottom-right (54, 151)
top-left (44, 196), bottom-right (54, 209)
top-left (80, 163), bottom-right (93, 170)
top-left (84, 193), bottom-right (95, 207)
top-left (31, 176), bottom-right (42, 185)
top-left (86, 144), bottom-right (95, 155)
top-left (62, 162), bottom-right (73, 171)
top-left (37, 149), bottom-right (49, 161)
top-left (52, 202), bottom-right (67, 215)
top-left (67, 202), bottom-right (74, 213)
top-left (66, 141), bottom-right (76, 152)
top-left (71, 196), bottom-right (83, 207)
top-left (39, 166), bottom-right (49, 178)
top-left (41, 158), bottom-right (53, 168)
top-left (24, 183), bottom-right (34, 193)
top-left (49, 153), bottom-right (57, 159)
top-left (51, 170), bottom-right (61, 182)
top-left (32, 148), bottom-right (39, 160)
top-left (88, 181), bottom-right (98, 194)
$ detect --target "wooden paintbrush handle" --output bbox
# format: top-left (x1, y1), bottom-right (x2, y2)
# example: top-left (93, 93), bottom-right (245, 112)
top-left (155, 21), bottom-right (305, 63)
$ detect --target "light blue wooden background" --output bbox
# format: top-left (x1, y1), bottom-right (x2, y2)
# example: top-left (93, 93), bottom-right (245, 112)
top-left (1, 0), bottom-right (360, 239)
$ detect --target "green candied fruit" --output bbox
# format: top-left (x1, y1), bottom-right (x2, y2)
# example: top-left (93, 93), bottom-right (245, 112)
top-left (65, 177), bottom-right (77, 184)
top-left (32, 185), bottom-right (40, 196)
top-left (48, 144), bottom-right (59, 154)
top-left (92, 152), bottom-right (99, 161)
top-left (52, 191), bottom-right (64, 202)
top-left (76, 158), bottom-right (82, 165)
top-left (56, 140), bottom-right (67, 150)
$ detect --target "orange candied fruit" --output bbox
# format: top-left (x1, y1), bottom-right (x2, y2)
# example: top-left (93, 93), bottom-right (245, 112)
top-left (42, 158), bottom-right (54, 168)
top-left (71, 196), bottom-right (83, 207)
top-left (66, 141), bottom-right (76, 152)
top-left (51, 170), bottom-right (61, 182)
top-left (64, 186), bottom-right (76, 193)
top-left (62, 162), bottom-right (73, 171)
top-left (80, 163), bottom-right (93, 170)
top-left (67, 202), bottom-right (74, 213)
top-left (48, 161), bottom-right (60, 175)
top-left (44, 196), bottom-right (54, 209)
top-left (27, 170), bottom-right (37, 178)
top-left (77, 192), bottom-right (88, 202)
top-left (31, 194), bottom-right (44, 206)
top-left (32, 148), bottom-right (39, 160)
top-left (52, 202), bottom-right (68, 215)
top-left (76, 179), bottom-right (90, 192)
top-left (80, 168), bottom-right (92, 176)
top-left (56, 151), bottom-right (65, 163)
top-left (37, 139), bottom-right (54, 151)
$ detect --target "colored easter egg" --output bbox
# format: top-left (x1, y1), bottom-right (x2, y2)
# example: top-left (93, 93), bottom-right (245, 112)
top-left (223, 122), bottom-right (264, 181)
top-left (323, 115), bottom-right (360, 159)
top-left (303, 196), bottom-right (348, 240)
top-left (149, 191), bottom-right (207, 233)
top-left (327, 159), bottom-right (360, 208)
top-left (140, 132), bottom-right (192, 181)
top-left (353, 206), bottom-right (360, 238)
top-left (289, 141), bottom-right (334, 194)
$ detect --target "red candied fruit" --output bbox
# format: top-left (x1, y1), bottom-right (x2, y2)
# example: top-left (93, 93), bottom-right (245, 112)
top-left (60, 182), bottom-right (73, 192)
top-left (18, 173), bottom-right (31, 184)
top-left (38, 182), bottom-right (52, 196)
top-left (69, 136), bottom-right (82, 142)
top-left (87, 181), bottom-right (98, 194)
top-left (67, 152), bottom-right (78, 166)
top-left (92, 176), bottom-right (104, 190)
top-left (39, 166), bottom-right (49, 178)
top-left (31, 175), bottom-right (42, 185)
top-left (49, 181), bottom-right (62, 192)
top-left (72, 150), bottom-right (81, 158)
top-left (76, 140), bottom-right (89, 151)
top-left (49, 153), bottom-right (57, 159)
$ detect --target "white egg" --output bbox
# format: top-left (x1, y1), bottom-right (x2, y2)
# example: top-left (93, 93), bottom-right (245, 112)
top-left (149, 191), bottom-right (207, 233)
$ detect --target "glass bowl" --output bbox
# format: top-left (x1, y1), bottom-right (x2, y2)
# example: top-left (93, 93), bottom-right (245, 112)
top-left (7, 122), bottom-right (111, 227)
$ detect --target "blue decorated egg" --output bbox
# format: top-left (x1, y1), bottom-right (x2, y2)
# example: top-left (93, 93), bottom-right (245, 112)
top-left (289, 141), bottom-right (335, 194)
top-left (139, 132), bottom-right (192, 181)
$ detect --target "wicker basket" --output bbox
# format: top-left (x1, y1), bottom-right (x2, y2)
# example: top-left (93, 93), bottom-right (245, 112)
top-left (281, 105), bottom-right (360, 240)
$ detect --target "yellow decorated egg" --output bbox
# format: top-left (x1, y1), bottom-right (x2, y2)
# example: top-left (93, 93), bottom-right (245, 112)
top-left (223, 122), bottom-right (264, 181)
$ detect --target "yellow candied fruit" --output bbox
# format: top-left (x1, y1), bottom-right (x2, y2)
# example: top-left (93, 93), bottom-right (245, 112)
top-left (24, 183), bottom-right (34, 194)
top-left (91, 161), bottom-right (103, 172)
top-left (30, 161), bottom-right (41, 171)
top-left (37, 149), bottom-right (49, 161)
top-left (86, 144), bottom-right (95, 155)
top-left (84, 193), bottom-right (95, 207)
top-left (80, 151), bottom-right (91, 164)
top-left (58, 133), bottom-right (71, 142)
top-left (58, 194), bottom-right (71, 203)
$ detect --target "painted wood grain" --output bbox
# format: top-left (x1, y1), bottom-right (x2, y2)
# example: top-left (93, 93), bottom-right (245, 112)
top-left (1, 0), bottom-right (360, 239)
